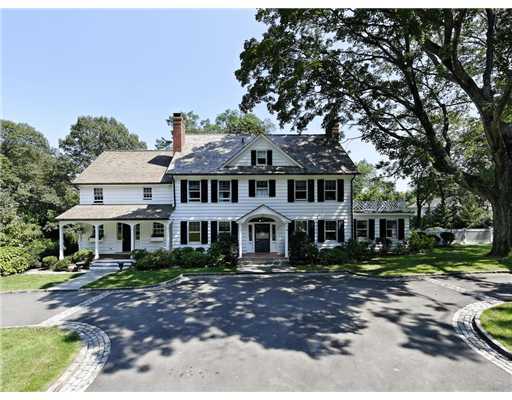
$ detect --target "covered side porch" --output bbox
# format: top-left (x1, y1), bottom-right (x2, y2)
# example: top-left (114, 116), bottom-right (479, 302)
top-left (56, 204), bottom-right (174, 259)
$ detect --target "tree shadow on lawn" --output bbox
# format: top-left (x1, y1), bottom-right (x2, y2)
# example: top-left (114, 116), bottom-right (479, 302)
top-left (51, 274), bottom-right (484, 376)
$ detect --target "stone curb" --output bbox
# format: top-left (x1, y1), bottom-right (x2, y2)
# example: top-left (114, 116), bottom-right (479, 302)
top-left (473, 305), bottom-right (512, 360)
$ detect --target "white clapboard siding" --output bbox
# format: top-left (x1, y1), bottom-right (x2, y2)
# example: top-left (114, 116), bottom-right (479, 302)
top-left (79, 184), bottom-right (173, 205)
top-left (352, 214), bottom-right (412, 241)
top-left (228, 135), bottom-right (297, 167)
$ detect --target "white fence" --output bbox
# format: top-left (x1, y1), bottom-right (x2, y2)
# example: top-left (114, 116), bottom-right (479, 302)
top-left (449, 229), bottom-right (493, 244)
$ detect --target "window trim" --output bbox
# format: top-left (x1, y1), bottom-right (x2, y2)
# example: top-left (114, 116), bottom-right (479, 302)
top-left (324, 220), bottom-right (337, 241)
top-left (93, 188), bottom-right (103, 204)
top-left (356, 220), bottom-right (369, 239)
top-left (256, 180), bottom-right (269, 197)
top-left (188, 221), bottom-right (201, 243)
top-left (152, 222), bottom-right (165, 238)
top-left (294, 180), bottom-right (307, 201)
top-left (188, 180), bottom-right (201, 202)
top-left (218, 221), bottom-right (231, 238)
top-left (386, 219), bottom-right (398, 239)
top-left (143, 187), bottom-right (152, 201)
top-left (218, 180), bottom-right (231, 203)
top-left (256, 150), bottom-right (267, 166)
top-left (324, 180), bottom-right (337, 201)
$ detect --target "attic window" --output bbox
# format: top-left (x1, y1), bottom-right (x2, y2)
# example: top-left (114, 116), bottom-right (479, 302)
top-left (256, 150), bottom-right (267, 165)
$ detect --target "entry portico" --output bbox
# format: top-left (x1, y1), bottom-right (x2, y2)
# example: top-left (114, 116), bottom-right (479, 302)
top-left (236, 204), bottom-right (291, 258)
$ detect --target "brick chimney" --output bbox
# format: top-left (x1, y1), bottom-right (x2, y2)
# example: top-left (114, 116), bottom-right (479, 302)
top-left (172, 112), bottom-right (185, 152)
top-left (326, 120), bottom-right (341, 140)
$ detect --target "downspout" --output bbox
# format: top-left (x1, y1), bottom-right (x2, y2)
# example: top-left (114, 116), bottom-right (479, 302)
top-left (350, 174), bottom-right (356, 241)
top-left (171, 176), bottom-right (176, 209)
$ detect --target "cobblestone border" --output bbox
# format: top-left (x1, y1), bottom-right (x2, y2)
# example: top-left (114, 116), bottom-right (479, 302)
top-left (453, 300), bottom-right (512, 376)
top-left (474, 306), bottom-right (512, 360)
top-left (46, 322), bottom-right (110, 392)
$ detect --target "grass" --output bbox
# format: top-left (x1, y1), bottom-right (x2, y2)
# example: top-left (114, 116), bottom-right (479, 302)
top-left (480, 302), bottom-right (512, 352)
top-left (85, 266), bottom-right (235, 289)
top-left (0, 273), bottom-right (83, 292)
top-left (0, 326), bottom-right (81, 392)
top-left (298, 245), bottom-right (512, 276)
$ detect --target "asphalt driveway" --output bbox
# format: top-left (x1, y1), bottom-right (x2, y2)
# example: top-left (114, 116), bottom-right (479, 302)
top-left (1, 273), bottom-right (511, 390)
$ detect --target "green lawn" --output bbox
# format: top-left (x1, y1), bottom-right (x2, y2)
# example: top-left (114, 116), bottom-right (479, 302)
top-left (0, 327), bottom-right (81, 392)
top-left (0, 273), bottom-right (83, 292)
top-left (299, 245), bottom-right (512, 276)
top-left (480, 302), bottom-right (512, 352)
top-left (85, 266), bottom-right (235, 289)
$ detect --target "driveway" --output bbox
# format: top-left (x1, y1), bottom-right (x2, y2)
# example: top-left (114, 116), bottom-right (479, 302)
top-left (1, 273), bottom-right (511, 391)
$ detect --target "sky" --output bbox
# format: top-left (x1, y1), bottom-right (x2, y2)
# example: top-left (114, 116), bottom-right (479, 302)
top-left (1, 8), bottom-right (408, 190)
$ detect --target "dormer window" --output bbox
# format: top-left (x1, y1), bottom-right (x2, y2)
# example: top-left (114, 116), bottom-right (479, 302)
top-left (256, 150), bottom-right (268, 165)
top-left (93, 188), bottom-right (103, 204)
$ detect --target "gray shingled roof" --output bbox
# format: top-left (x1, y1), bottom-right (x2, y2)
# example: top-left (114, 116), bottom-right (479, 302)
top-left (353, 200), bottom-right (414, 214)
top-left (56, 204), bottom-right (174, 221)
top-left (73, 151), bottom-right (173, 184)
top-left (169, 134), bottom-right (357, 174)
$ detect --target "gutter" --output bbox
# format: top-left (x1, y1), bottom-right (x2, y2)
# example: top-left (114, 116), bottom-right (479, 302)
top-left (350, 174), bottom-right (356, 240)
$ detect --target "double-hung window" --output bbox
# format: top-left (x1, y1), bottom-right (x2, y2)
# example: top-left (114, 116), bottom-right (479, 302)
top-left (218, 221), bottom-right (231, 239)
top-left (89, 225), bottom-right (104, 240)
top-left (188, 222), bottom-right (201, 243)
top-left (256, 180), bottom-right (269, 197)
top-left (219, 180), bottom-right (231, 202)
top-left (188, 181), bottom-right (201, 202)
top-left (325, 221), bottom-right (337, 241)
top-left (152, 222), bottom-right (164, 238)
top-left (386, 220), bottom-right (397, 239)
top-left (93, 188), bottom-right (103, 204)
top-left (356, 220), bottom-right (368, 238)
top-left (295, 180), bottom-right (307, 201)
top-left (143, 187), bottom-right (152, 201)
top-left (256, 150), bottom-right (267, 165)
top-left (324, 180), bottom-right (337, 201)
top-left (295, 221), bottom-right (307, 233)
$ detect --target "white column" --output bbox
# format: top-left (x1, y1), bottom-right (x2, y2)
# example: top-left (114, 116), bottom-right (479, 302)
top-left (94, 224), bottom-right (100, 260)
top-left (238, 223), bottom-right (243, 258)
top-left (59, 223), bottom-right (64, 260)
top-left (284, 223), bottom-right (289, 258)
top-left (130, 224), bottom-right (135, 252)
top-left (166, 221), bottom-right (172, 251)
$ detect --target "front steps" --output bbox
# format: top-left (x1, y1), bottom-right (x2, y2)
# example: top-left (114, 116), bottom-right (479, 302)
top-left (90, 257), bottom-right (134, 271)
top-left (238, 254), bottom-right (290, 271)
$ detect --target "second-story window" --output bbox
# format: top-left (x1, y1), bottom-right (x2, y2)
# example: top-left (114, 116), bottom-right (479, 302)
top-left (93, 188), bottom-right (103, 204)
top-left (256, 180), bottom-right (269, 197)
top-left (295, 180), bottom-right (307, 201)
top-left (143, 187), bottom-right (152, 200)
top-left (219, 180), bottom-right (231, 202)
top-left (188, 180), bottom-right (201, 202)
top-left (256, 150), bottom-right (267, 165)
top-left (324, 180), bottom-right (337, 201)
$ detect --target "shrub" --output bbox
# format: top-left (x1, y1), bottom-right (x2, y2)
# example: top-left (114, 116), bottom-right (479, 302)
top-left (173, 247), bottom-right (210, 269)
top-left (42, 255), bottom-right (58, 270)
top-left (71, 249), bottom-right (94, 267)
top-left (345, 239), bottom-right (373, 261)
top-left (131, 249), bottom-right (148, 262)
top-left (427, 234), bottom-right (442, 246)
top-left (318, 246), bottom-right (349, 265)
top-left (0, 246), bottom-right (34, 275)
top-left (53, 257), bottom-right (72, 271)
top-left (134, 249), bottom-right (174, 271)
top-left (440, 231), bottom-right (456, 246)
top-left (409, 231), bottom-right (436, 253)
top-left (289, 231), bottom-right (318, 266)
top-left (207, 236), bottom-right (238, 267)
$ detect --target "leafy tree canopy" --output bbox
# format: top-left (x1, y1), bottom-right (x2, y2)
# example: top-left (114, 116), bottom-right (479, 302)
top-left (353, 160), bottom-right (405, 201)
top-left (59, 116), bottom-right (147, 173)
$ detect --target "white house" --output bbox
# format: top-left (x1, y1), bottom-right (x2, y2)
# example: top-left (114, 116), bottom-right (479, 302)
top-left (56, 112), bottom-right (413, 260)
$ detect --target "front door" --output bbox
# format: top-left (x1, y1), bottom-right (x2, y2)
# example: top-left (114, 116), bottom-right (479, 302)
top-left (122, 224), bottom-right (131, 252)
top-left (254, 224), bottom-right (270, 253)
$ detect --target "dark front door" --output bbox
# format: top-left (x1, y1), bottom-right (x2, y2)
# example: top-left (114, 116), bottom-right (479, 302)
top-left (254, 224), bottom-right (270, 253)
top-left (122, 224), bottom-right (131, 252)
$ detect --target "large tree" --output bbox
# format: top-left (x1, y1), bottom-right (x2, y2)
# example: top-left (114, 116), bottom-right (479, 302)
top-left (60, 116), bottom-right (147, 173)
top-left (353, 160), bottom-right (405, 201)
top-left (236, 9), bottom-right (512, 256)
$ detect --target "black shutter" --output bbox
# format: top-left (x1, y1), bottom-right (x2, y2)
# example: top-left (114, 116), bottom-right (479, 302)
top-left (380, 218), bottom-right (387, 239)
top-left (180, 221), bottom-right (188, 245)
top-left (269, 180), bottom-right (276, 197)
top-left (337, 179), bottom-right (344, 202)
top-left (267, 150), bottom-right (273, 165)
top-left (211, 221), bottom-right (218, 243)
top-left (211, 180), bottom-right (218, 203)
top-left (318, 220), bottom-right (325, 242)
top-left (337, 220), bottom-right (345, 243)
top-left (251, 150), bottom-right (256, 166)
top-left (180, 180), bottom-right (188, 203)
top-left (201, 179), bottom-right (208, 203)
top-left (287, 180), bottom-right (295, 202)
top-left (369, 219), bottom-right (375, 240)
top-left (353, 219), bottom-right (357, 239)
top-left (201, 221), bottom-right (208, 244)
top-left (231, 221), bottom-right (238, 241)
top-left (317, 179), bottom-right (325, 202)
top-left (308, 220), bottom-right (315, 242)
top-left (288, 221), bottom-right (295, 241)
top-left (248, 180), bottom-right (256, 197)
top-left (307, 179), bottom-right (315, 202)
top-left (398, 219), bottom-right (405, 240)
top-left (231, 179), bottom-right (238, 203)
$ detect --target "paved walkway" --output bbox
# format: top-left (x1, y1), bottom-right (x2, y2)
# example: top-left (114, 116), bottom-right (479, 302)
top-left (50, 269), bottom-right (116, 290)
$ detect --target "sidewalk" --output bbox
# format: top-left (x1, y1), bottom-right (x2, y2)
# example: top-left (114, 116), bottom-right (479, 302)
top-left (49, 269), bottom-right (117, 290)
